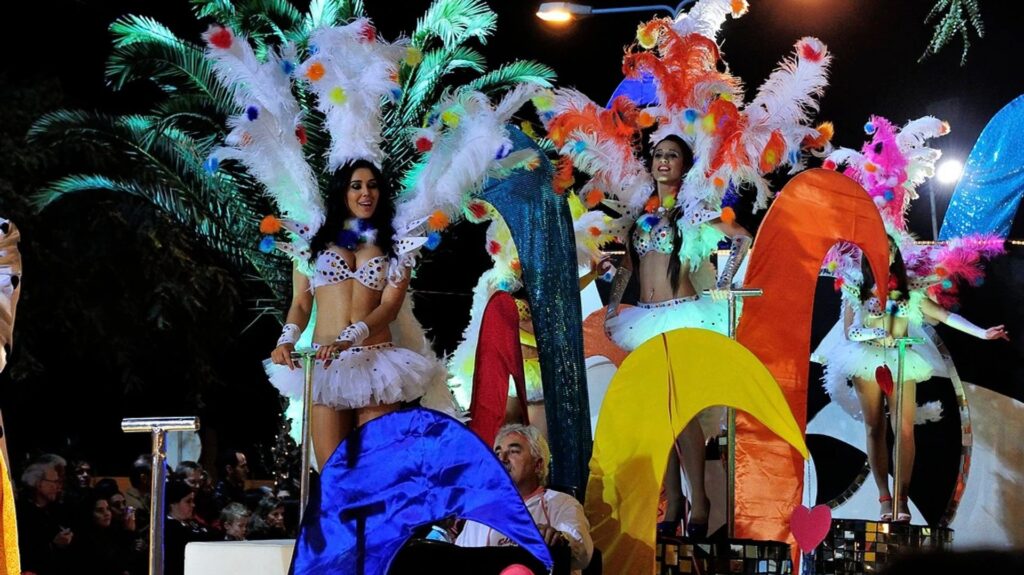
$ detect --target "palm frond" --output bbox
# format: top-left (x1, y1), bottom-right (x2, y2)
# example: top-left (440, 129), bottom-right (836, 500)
top-left (920, 0), bottom-right (985, 65)
top-left (412, 0), bottom-right (497, 49)
top-left (31, 111), bottom-right (254, 221)
top-left (110, 14), bottom-right (185, 50)
top-left (35, 173), bottom-right (263, 271)
top-left (191, 0), bottom-right (237, 22)
top-left (401, 45), bottom-right (488, 123)
top-left (152, 95), bottom-right (227, 132)
top-left (302, 0), bottom-right (364, 33)
top-left (463, 60), bottom-right (556, 95)
top-left (27, 109), bottom-right (110, 143)
top-left (105, 40), bottom-right (234, 114)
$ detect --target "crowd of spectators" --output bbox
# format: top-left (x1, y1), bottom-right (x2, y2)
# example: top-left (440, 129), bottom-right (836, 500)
top-left (14, 449), bottom-right (297, 575)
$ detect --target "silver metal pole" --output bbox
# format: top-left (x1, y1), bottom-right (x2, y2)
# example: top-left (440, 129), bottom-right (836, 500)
top-left (292, 350), bottom-right (316, 523)
top-left (121, 416), bottom-right (200, 575)
top-left (891, 336), bottom-right (925, 519)
top-left (149, 429), bottom-right (167, 575)
top-left (929, 184), bottom-right (940, 240)
top-left (704, 287), bottom-right (762, 539)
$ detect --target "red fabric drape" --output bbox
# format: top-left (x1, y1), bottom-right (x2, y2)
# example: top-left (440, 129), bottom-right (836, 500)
top-left (468, 292), bottom-right (529, 447)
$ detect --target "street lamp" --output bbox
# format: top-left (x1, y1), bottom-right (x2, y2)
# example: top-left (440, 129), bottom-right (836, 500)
top-left (928, 158), bottom-right (964, 239)
top-left (536, 1), bottom-right (698, 23)
top-left (936, 158), bottom-right (964, 185)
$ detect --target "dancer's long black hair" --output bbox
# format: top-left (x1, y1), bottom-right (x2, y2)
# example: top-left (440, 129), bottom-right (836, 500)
top-left (628, 134), bottom-right (693, 294)
top-left (308, 159), bottom-right (395, 261)
top-left (860, 236), bottom-right (910, 309)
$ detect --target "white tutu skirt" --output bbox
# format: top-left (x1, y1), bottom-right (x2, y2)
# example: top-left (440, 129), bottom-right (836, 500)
top-left (812, 319), bottom-right (948, 422)
top-left (263, 342), bottom-right (448, 411)
top-left (605, 295), bottom-right (728, 352)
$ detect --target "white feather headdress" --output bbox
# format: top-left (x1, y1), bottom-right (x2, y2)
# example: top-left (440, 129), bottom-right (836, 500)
top-left (297, 18), bottom-right (409, 170)
top-left (389, 85), bottom-right (543, 279)
top-left (204, 25), bottom-right (324, 235)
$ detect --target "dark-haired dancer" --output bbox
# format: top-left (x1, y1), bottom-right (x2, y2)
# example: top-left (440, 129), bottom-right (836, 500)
top-left (605, 136), bottom-right (752, 538)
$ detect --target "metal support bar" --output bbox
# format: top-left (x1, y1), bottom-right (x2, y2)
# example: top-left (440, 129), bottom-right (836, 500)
top-left (291, 350), bottom-right (316, 523)
top-left (121, 416), bottom-right (200, 575)
top-left (592, 4), bottom-right (676, 16)
top-left (592, 0), bottom-right (697, 17)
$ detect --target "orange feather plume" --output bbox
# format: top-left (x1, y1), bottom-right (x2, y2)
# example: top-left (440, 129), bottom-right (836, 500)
top-left (759, 131), bottom-right (787, 173)
top-left (624, 21), bottom-right (739, 112)
top-left (553, 157), bottom-right (576, 194)
top-left (802, 121), bottom-right (834, 149)
top-left (585, 188), bottom-right (605, 208)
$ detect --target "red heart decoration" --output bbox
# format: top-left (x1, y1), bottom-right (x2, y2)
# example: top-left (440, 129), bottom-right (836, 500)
top-left (790, 504), bottom-right (832, 553)
top-left (876, 364), bottom-right (894, 396)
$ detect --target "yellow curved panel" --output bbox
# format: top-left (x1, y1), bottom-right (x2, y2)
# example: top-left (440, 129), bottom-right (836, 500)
top-left (585, 328), bottom-right (806, 574)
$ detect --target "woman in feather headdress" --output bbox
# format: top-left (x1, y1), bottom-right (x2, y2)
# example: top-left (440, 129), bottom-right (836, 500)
top-left (540, 0), bottom-right (832, 538)
top-left (202, 20), bottom-right (453, 468)
top-left (267, 159), bottom-right (447, 467)
top-left (813, 116), bottom-right (1009, 523)
top-left (603, 133), bottom-right (751, 539)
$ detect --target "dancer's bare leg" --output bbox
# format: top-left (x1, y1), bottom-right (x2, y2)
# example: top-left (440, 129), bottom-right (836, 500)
top-left (679, 418), bottom-right (709, 525)
top-left (854, 376), bottom-right (891, 518)
top-left (505, 396), bottom-right (524, 425)
top-left (527, 403), bottom-right (548, 441)
top-left (312, 405), bottom-right (353, 469)
top-left (663, 446), bottom-right (684, 525)
top-left (357, 402), bottom-right (401, 426)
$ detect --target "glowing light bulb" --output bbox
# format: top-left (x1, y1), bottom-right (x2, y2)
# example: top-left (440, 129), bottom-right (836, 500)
top-left (936, 159), bottom-right (963, 185)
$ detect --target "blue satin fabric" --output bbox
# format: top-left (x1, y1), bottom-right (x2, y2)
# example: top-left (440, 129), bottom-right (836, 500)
top-left (607, 71), bottom-right (658, 107)
top-left (289, 408), bottom-right (552, 574)
top-left (939, 93), bottom-right (1024, 240)
top-left (479, 126), bottom-right (593, 494)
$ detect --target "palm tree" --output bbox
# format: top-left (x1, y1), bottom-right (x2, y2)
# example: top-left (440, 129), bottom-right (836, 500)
top-left (922, 0), bottom-right (985, 64)
top-left (29, 0), bottom-right (555, 312)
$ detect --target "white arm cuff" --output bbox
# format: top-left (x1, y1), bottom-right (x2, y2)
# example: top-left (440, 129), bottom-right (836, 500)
top-left (847, 325), bottom-right (887, 341)
top-left (277, 323), bottom-right (301, 346)
top-left (337, 321), bottom-right (369, 345)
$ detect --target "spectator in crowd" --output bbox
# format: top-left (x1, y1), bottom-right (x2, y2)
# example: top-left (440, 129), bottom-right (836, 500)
top-left (174, 461), bottom-right (203, 489)
top-left (174, 460), bottom-right (216, 527)
top-left (212, 448), bottom-right (249, 515)
top-left (63, 458), bottom-right (95, 511)
top-left (70, 459), bottom-right (94, 490)
top-left (70, 492), bottom-right (141, 575)
top-left (124, 455), bottom-right (151, 530)
top-left (164, 479), bottom-right (212, 575)
top-left (455, 424), bottom-right (593, 575)
top-left (17, 457), bottom-right (74, 574)
top-left (220, 503), bottom-right (251, 541)
top-left (93, 478), bottom-right (137, 534)
top-left (246, 496), bottom-right (289, 540)
top-left (35, 453), bottom-right (69, 488)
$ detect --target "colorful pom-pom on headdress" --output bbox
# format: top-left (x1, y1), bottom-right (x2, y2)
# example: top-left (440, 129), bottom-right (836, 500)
top-left (259, 215), bottom-right (283, 234)
top-left (204, 25), bottom-right (324, 254)
top-left (826, 115), bottom-right (949, 232)
top-left (296, 18), bottom-right (409, 170)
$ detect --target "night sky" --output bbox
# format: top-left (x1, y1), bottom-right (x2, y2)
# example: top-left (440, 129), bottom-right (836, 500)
top-left (2, 1), bottom-right (1023, 472)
